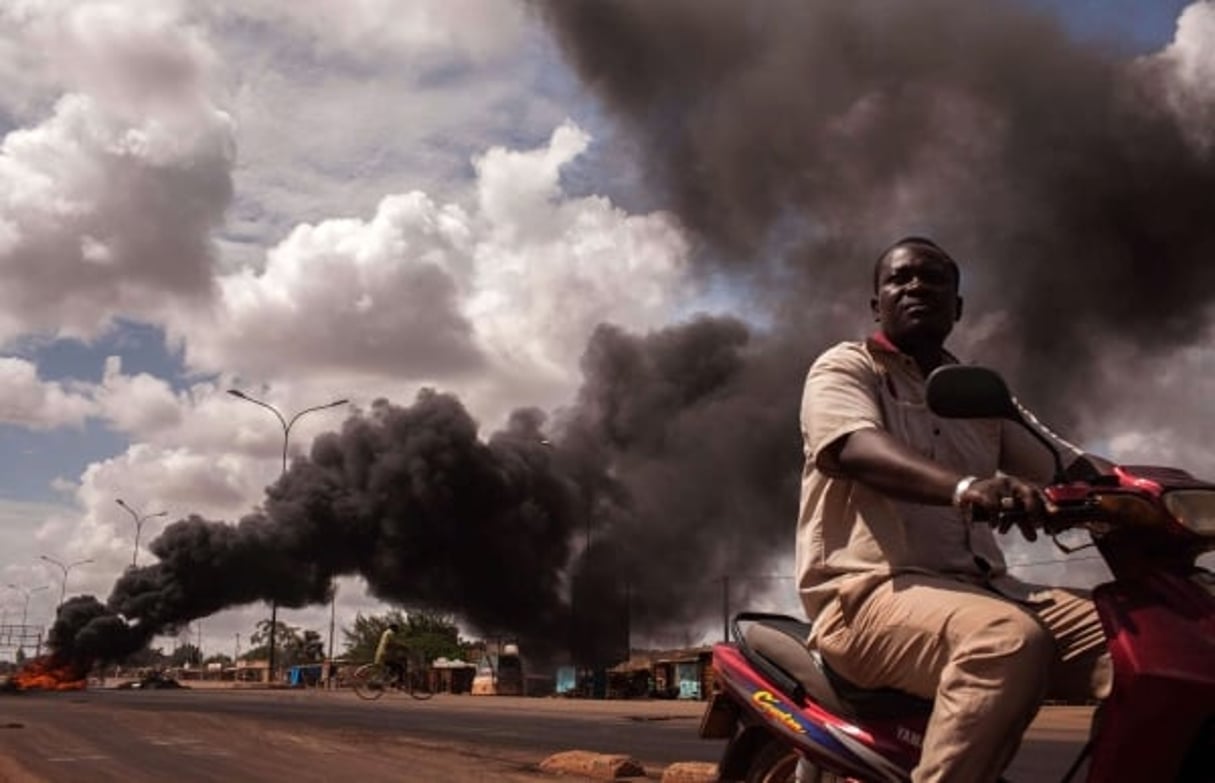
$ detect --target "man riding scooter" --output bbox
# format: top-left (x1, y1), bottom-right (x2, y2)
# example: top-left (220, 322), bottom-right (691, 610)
top-left (798, 237), bottom-right (1111, 783)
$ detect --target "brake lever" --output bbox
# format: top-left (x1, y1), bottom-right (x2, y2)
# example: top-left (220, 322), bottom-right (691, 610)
top-left (1049, 532), bottom-right (1096, 555)
top-left (1045, 499), bottom-right (1102, 554)
top-left (974, 505), bottom-right (1097, 552)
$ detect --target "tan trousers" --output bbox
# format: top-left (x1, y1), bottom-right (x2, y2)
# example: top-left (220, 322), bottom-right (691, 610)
top-left (813, 574), bottom-right (1111, 783)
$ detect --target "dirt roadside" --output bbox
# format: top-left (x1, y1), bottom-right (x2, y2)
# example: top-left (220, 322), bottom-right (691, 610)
top-left (0, 707), bottom-right (585, 783)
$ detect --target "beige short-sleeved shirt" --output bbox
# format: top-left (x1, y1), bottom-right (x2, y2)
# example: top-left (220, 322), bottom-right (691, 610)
top-left (796, 336), bottom-right (1081, 622)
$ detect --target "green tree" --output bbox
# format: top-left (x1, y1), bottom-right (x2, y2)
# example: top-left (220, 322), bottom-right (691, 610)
top-left (342, 609), bottom-right (470, 664)
top-left (403, 611), bottom-right (471, 664)
top-left (284, 629), bottom-right (325, 665)
top-left (203, 653), bottom-right (233, 667)
top-left (245, 621), bottom-right (326, 666)
top-left (168, 643), bottom-right (202, 667)
top-left (246, 619), bottom-right (298, 663)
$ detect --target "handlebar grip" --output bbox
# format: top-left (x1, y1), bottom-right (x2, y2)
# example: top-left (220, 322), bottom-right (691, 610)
top-left (967, 507), bottom-right (1027, 526)
top-left (970, 502), bottom-right (1100, 532)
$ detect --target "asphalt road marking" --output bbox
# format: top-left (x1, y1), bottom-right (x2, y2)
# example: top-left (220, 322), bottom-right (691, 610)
top-left (149, 736), bottom-right (204, 745)
top-left (146, 735), bottom-right (234, 756)
top-left (46, 754), bottom-right (110, 762)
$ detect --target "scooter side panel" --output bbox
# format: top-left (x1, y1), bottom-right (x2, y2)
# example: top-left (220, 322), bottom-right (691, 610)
top-left (713, 644), bottom-right (921, 781)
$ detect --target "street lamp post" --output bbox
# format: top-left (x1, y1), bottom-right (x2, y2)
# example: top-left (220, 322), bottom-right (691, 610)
top-left (227, 389), bottom-right (348, 683)
top-left (39, 555), bottom-right (94, 606)
top-left (7, 584), bottom-right (49, 656)
top-left (116, 499), bottom-right (168, 567)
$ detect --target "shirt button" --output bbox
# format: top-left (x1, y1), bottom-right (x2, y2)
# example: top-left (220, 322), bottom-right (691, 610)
top-left (933, 427), bottom-right (941, 435)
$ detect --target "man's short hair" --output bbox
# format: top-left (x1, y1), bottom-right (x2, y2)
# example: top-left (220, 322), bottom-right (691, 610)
top-left (872, 236), bottom-right (960, 292)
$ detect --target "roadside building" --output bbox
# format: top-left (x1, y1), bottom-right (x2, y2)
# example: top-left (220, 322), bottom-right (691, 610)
top-left (431, 657), bottom-right (477, 694)
top-left (471, 644), bottom-right (524, 695)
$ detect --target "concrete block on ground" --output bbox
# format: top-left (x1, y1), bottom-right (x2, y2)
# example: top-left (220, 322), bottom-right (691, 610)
top-left (660, 761), bottom-right (718, 783)
top-left (539, 750), bottom-right (646, 779)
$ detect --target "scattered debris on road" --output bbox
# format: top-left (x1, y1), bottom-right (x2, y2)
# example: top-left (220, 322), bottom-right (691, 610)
top-left (539, 750), bottom-right (646, 779)
top-left (115, 672), bottom-right (187, 690)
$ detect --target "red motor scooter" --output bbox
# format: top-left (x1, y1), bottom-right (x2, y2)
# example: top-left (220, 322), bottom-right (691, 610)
top-left (700, 365), bottom-right (1215, 782)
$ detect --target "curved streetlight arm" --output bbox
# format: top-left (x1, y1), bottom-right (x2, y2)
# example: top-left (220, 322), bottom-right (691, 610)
top-left (286, 399), bottom-right (349, 433)
top-left (117, 499), bottom-right (169, 567)
top-left (40, 556), bottom-right (93, 606)
top-left (6, 584), bottom-right (49, 626)
top-left (229, 390), bottom-right (347, 474)
top-left (38, 554), bottom-right (92, 572)
top-left (228, 390), bottom-right (289, 433)
top-left (284, 400), bottom-right (349, 470)
top-left (6, 584), bottom-right (48, 597)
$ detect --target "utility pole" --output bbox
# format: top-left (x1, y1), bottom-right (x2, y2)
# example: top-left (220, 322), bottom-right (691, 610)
top-left (227, 389), bottom-right (347, 684)
top-left (327, 586), bottom-right (337, 689)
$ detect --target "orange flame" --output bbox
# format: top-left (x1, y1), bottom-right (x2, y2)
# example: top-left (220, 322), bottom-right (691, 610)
top-left (11, 657), bottom-right (87, 691)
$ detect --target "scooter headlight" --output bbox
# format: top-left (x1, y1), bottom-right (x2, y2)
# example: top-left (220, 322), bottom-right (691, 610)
top-left (1163, 490), bottom-right (1215, 537)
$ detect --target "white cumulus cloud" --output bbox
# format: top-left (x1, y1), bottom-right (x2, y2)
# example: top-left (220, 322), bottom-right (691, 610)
top-left (0, 357), bottom-right (95, 429)
top-left (0, 0), bottom-right (235, 344)
top-left (177, 121), bottom-right (693, 424)
top-left (1145, 1), bottom-right (1215, 149)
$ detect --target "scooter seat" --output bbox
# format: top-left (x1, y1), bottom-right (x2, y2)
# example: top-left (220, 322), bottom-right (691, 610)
top-left (742, 615), bottom-right (932, 721)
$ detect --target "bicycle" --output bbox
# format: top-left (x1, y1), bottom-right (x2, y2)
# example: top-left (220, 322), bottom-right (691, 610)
top-left (351, 659), bottom-right (433, 701)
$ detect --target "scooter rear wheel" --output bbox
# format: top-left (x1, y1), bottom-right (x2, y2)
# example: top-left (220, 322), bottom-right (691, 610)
top-left (745, 739), bottom-right (847, 783)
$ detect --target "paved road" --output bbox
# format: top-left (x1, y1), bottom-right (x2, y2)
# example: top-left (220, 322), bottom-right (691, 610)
top-left (0, 688), bottom-right (718, 782)
top-left (0, 687), bottom-right (1092, 781)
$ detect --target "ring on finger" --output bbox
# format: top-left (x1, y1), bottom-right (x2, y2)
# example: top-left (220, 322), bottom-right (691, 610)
top-left (1000, 495), bottom-right (1016, 510)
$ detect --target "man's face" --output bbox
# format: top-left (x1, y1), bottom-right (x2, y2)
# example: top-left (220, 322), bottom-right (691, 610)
top-left (870, 244), bottom-right (962, 348)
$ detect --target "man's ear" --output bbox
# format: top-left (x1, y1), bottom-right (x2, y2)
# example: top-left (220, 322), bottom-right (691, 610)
top-left (955, 296), bottom-right (964, 322)
top-left (870, 296), bottom-right (879, 321)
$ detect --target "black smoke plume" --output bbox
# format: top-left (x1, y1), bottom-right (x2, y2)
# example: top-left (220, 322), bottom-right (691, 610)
top-left (48, 596), bottom-right (151, 670)
top-left (51, 319), bottom-right (799, 664)
top-left (48, 391), bottom-right (579, 663)
top-left (533, 0), bottom-right (1215, 426)
top-left (557, 319), bottom-right (805, 635)
top-left (526, 0), bottom-right (1215, 624)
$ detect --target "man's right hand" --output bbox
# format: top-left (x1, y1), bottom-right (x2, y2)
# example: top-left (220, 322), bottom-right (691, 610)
top-left (958, 474), bottom-right (1050, 541)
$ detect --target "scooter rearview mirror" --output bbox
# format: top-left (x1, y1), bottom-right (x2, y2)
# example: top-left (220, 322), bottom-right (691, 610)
top-left (926, 365), bottom-right (1066, 482)
top-left (925, 366), bottom-right (1020, 420)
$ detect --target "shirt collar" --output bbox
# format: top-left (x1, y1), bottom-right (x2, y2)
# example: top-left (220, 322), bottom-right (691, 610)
top-left (866, 331), bottom-right (900, 354)
top-left (865, 331), bottom-right (960, 366)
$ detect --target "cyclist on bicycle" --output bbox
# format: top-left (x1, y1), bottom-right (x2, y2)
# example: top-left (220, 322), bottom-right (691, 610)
top-left (374, 623), bottom-right (408, 687)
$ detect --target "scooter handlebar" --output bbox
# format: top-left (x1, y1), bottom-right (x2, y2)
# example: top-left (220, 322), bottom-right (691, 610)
top-left (968, 498), bottom-right (1104, 533)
